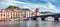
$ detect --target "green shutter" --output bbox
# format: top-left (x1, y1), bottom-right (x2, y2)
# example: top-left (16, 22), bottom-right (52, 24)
top-left (12, 16), bottom-right (19, 19)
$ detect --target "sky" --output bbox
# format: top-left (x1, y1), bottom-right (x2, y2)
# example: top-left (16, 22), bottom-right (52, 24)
top-left (0, 0), bottom-right (60, 13)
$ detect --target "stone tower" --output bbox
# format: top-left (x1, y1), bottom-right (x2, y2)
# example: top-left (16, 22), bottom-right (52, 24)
top-left (35, 8), bottom-right (39, 16)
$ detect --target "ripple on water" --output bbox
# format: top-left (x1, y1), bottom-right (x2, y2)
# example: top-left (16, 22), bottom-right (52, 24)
top-left (0, 20), bottom-right (60, 27)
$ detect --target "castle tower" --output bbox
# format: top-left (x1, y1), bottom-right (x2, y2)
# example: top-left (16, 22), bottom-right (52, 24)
top-left (35, 8), bottom-right (39, 16)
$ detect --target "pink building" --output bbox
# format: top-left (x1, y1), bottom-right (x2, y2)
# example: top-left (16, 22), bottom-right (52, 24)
top-left (0, 8), bottom-right (39, 20)
top-left (0, 9), bottom-right (25, 20)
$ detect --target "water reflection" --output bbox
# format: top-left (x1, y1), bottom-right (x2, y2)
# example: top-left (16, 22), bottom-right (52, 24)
top-left (0, 20), bottom-right (60, 27)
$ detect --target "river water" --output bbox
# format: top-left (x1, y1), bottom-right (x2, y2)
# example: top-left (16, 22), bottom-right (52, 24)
top-left (0, 20), bottom-right (60, 27)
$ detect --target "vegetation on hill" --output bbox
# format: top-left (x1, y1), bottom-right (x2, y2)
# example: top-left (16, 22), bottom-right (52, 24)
top-left (5, 5), bottom-right (31, 11)
top-left (6, 5), bottom-right (21, 10)
top-left (21, 8), bottom-right (31, 11)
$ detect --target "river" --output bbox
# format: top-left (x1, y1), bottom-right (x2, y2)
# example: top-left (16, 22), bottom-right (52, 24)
top-left (0, 20), bottom-right (60, 27)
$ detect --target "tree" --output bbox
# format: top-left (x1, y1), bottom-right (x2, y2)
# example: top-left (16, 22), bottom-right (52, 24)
top-left (5, 5), bottom-right (21, 10)
top-left (21, 8), bottom-right (31, 11)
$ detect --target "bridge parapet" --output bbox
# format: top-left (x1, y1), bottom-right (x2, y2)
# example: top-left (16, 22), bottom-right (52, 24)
top-left (26, 14), bottom-right (60, 21)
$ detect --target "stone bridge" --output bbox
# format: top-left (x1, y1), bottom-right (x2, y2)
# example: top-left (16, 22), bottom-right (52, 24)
top-left (27, 14), bottom-right (60, 21)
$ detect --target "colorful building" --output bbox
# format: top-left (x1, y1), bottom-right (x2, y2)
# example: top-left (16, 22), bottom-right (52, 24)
top-left (0, 8), bottom-right (39, 20)
top-left (0, 9), bottom-right (34, 20)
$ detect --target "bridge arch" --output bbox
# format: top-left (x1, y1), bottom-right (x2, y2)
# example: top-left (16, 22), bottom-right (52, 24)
top-left (32, 15), bottom-right (60, 21)
top-left (37, 17), bottom-right (41, 21)
top-left (37, 16), bottom-right (54, 21)
top-left (45, 16), bottom-right (54, 21)
top-left (58, 17), bottom-right (60, 21)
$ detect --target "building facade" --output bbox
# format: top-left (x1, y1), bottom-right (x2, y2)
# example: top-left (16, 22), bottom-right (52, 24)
top-left (0, 8), bottom-right (39, 20)
top-left (0, 9), bottom-right (34, 20)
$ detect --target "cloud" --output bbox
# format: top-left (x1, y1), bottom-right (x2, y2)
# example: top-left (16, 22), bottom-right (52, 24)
top-left (12, 1), bottom-right (29, 5)
top-left (0, 0), bottom-right (17, 9)
top-left (16, 2), bottom-right (60, 13)
top-left (0, 0), bottom-right (60, 13)
top-left (0, 0), bottom-right (16, 6)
